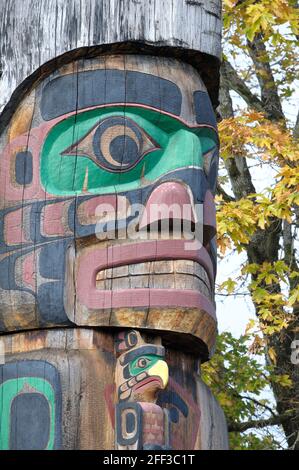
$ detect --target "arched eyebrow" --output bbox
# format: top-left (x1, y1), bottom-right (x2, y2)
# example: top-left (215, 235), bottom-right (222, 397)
top-left (40, 69), bottom-right (182, 120)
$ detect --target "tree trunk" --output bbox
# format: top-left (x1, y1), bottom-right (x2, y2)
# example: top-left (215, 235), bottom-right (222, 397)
top-left (219, 32), bottom-right (299, 448)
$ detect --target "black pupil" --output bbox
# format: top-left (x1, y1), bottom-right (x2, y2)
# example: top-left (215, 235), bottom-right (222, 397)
top-left (139, 358), bottom-right (147, 368)
top-left (109, 134), bottom-right (139, 166)
top-left (92, 117), bottom-right (146, 171)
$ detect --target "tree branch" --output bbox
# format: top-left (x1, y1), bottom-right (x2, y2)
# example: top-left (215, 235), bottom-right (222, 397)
top-left (228, 410), bottom-right (297, 433)
top-left (238, 394), bottom-right (277, 418)
top-left (219, 66), bottom-right (257, 200)
top-left (221, 60), bottom-right (265, 115)
top-left (216, 183), bottom-right (235, 202)
top-left (247, 34), bottom-right (285, 122)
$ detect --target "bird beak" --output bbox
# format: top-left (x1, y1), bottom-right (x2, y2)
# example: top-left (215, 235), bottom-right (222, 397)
top-left (148, 359), bottom-right (169, 389)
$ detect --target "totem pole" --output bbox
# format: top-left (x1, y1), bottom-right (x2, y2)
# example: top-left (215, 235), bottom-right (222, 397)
top-left (0, 0), bottom-right (228, 450)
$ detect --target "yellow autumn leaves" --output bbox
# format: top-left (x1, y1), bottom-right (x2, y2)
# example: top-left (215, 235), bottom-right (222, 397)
top-left (217, 111), bottom-right (299, 256)
top-left (223, 0), bottom-right (299, 41)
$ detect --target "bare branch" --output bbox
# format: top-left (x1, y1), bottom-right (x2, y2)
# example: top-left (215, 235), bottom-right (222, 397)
top-left (221, 60), bottom-right (265, 115)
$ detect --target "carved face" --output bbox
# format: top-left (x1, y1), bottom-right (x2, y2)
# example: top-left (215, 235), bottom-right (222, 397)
top-left (0, 55), bottom-right (218, 353)
top-left (116, 330), bottom-right (168, 403)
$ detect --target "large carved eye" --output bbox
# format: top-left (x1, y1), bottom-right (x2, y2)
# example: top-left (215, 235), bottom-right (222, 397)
top-left (137, 357), bottom-right (151, 369)
top-left (61, 116), bottom-right (159, 172)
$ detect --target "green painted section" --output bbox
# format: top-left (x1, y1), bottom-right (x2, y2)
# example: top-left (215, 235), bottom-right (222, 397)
top-left (41, 107), bottom-right (217, 196)
top-left (0, 377), bottom-right (56, 450)
top-left (129, 354), bottom-right (161, 376)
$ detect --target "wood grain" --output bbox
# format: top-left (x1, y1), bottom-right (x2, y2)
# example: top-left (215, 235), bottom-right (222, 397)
top-left (0, 0), bottom-right (221, 123)
top-left (0, 328), bottom-right (228, 449)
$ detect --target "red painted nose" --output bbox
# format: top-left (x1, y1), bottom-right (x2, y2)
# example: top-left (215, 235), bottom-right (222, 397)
top-left (139, 182), bottom-right (195, 230)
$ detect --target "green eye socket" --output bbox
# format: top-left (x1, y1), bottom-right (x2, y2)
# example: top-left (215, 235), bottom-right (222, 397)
top-left (129, 354), bottom-right (159, 375)
top-left (41, 107), bottom-right (215, 196)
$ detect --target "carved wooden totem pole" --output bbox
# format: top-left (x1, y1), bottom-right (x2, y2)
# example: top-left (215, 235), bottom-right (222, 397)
top-left (0, 0), bottom-right (228, 450)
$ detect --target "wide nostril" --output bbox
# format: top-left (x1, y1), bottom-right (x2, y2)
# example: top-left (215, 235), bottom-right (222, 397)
top-left (139, 182), bottom-right (195, 231)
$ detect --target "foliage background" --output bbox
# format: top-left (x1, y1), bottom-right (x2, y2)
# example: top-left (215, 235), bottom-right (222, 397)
top-left (204, 0), bottom-right (299, 450)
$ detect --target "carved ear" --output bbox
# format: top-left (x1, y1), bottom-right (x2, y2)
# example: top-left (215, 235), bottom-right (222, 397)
top-left (115, 329), bottom-right (143, 356)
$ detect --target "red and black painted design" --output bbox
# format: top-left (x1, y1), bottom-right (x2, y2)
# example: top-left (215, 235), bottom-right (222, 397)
top-left (115, 330), bottom-right (170, 450)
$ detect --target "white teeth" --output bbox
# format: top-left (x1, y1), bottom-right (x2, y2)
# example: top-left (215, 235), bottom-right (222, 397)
top-left (175, 259), bottom-right (210, 287)
top-left (96, 260), bottom-right (213, 299)
top-left (129, 263), bottom-right (151, 275)
top-left (153, 260), bottom-right (174, 274)
top-left (112, 265), bottom-right (129, 278)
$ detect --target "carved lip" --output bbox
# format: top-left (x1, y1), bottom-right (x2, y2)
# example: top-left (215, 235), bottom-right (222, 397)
top-left (76, 240), bottom-right (216, 319)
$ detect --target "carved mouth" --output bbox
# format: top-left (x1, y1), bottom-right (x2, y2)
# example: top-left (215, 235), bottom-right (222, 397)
top-left (133, 377), bottom-right (163, 392)
top-left (96, 260), bottom-right (212, 301)
top-left (75, 240), bottom-right (216, 319)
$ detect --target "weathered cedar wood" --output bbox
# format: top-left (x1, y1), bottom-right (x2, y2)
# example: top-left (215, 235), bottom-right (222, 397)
top-left (0, 0), bottom-right (221, 119)
top-left (0, 0), bottom-right (227, 450)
